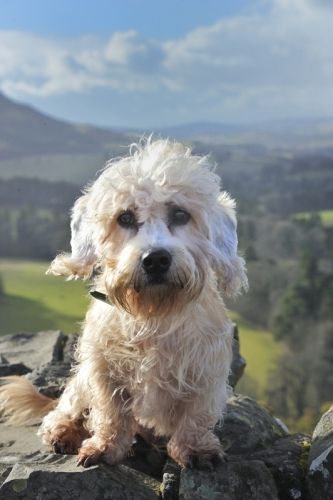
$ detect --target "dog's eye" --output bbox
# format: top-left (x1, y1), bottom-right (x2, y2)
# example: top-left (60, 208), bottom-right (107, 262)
top-left (169, 208), bottom-right (190, 226)
top-left (117, 210), bottom-right (137, 229)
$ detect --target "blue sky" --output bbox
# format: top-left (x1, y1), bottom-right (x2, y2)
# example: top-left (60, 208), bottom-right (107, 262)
top-left (1, 0), bottom-right (252, 39)
top-left (0, 0), bottom-right (332, 128)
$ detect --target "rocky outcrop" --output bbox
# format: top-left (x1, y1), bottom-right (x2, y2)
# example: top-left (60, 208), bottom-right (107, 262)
top-left (229, 323), bottom-right (246, 389)
top-left (1, 457), bottom-right (160, 499)
top-left (0, 329), bottom-right (313, 499)
top-left (307, 405), bottom-right (333, 499)
top-left (179, 461), bottom-right (280, 500)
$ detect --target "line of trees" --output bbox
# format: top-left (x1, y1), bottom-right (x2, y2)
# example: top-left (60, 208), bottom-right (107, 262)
top-left (267, 251), bottom-right (333, 430)
top-left (0, 178), bottom-right (76, 260)
top-left (234, 212), bottom-right (333, 431)
top-left (0, 207), bottom-right (70, 260)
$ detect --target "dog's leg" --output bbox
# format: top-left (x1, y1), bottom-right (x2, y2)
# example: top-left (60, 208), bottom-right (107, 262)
top-left (77, 408), bottom-right (135, 467)
top-left (39, 373), bottom-right (90, 454)
top-left (167, 411), bottom-right (224, 469)
top-left (77, 380), bottom-right (136, 468)
top-left (166, 385), bottom-right (228, 470)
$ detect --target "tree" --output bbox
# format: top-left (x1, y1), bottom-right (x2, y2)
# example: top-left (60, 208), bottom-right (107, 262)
top-left (272, 252), bottom-right (326, 345)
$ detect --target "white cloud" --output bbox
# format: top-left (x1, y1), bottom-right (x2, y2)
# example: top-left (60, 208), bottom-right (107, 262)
top-left (0, 0), bottom-right (332, 122)
top-left (105, 31), bottom-right (164, 73)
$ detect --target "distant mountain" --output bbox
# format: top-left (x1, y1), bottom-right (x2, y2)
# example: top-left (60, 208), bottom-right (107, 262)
top-left (149, 121), bottom-right (245, 139)
top-left (0, 92), bottom-right (129, 160)
top-left (152, 118), bottom-right (333, 151)
top-left (1, 91), bottom-right (333, 185)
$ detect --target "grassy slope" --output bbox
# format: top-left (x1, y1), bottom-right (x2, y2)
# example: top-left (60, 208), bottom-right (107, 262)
top-left (0, 259), bottom-right (89, 334)
top-left (0, 259), bottom-right (282, 397)
top-left (229, 312), bottom-right (284, 398)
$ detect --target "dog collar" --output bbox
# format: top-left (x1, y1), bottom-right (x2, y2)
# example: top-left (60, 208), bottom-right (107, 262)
top-left (90, 290), bottom-right (113, 306)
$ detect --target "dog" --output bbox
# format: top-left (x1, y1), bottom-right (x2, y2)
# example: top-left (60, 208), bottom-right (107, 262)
top-left (0, 138), bottom-right (247, 469)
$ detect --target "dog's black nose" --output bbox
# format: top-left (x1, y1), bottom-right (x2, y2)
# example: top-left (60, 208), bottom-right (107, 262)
top-left (141, 249), bottom-right (172, 274)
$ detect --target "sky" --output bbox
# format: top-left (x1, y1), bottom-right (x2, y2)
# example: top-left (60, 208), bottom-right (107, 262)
top-left (0, 0), bottom-right (333, 128)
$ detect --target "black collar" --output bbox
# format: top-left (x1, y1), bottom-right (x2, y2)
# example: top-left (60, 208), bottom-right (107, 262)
top-left (90, 290), bottom-right (113, 306)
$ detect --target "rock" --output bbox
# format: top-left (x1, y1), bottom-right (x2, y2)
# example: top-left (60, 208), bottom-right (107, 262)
top-left (174, 431), bottom-right (311, 500)
top-left (0, 363), bottom-right (31, 377)
top-left (160, 459), bottom-right (181, 500)
top-left (228, 323), bottom-right (246, 389)
top-left (0, 456), bottom-right (160, 499)
top-left (124, 434), bottom-right (166, 480)
top-left (28, 333), bottom-right (78, 398)
top-left (0, 331), bottom-right (65, 377)
top-left (179, 461), bottom-right (279, 500)
top-left (0, 331), bottom-right (65, 372)
top-left (0, 424), bottom-right (42, 461)
top-left (247, 433), bottom-right (311, 500)
top-left (216, 394), bottom-right (287, 455)
top-left (307, 404), bottom-right (333, 499)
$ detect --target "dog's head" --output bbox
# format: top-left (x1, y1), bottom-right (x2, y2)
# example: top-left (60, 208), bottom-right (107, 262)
top-left (48, 139), bottom-right (247, 317)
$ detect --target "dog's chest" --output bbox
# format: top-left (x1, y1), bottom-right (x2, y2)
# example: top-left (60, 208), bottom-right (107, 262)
top-left (129, 330), bottom-right (222, 398)
top-left (103, 302), bottom-right (231, 397)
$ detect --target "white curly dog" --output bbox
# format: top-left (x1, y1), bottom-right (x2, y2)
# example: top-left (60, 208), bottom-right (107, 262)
top-left (0, 139), bottom-right (247, 469)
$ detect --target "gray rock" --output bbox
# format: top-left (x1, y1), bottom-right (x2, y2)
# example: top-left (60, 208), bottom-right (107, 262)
top-left (0, 331), bottom-right (65, 372)
top-left (216, 394), bottom-right (287, 455)
top-left (160, 459), bottom-right (181, 500)
top-left (0, 423), bottom-right (44, 462)
top-left (0, 352), bottom-right (31, 377)
top-left (179, 460), bottom-right (279, 500)
top-left (228, 323), bottom-right (246, 389)
top-left (123, 434), bottom-right (166, 480)
top-left (0, 457), bottom-right (160, 499)
top-left (308, 404), bottom-right (333, 500)
top-left (0, 363), bottom-right (31, 377)
top-left (247, 433), bottom-right (311, 500)
top-left (28, 333), bottom-right (78, 398)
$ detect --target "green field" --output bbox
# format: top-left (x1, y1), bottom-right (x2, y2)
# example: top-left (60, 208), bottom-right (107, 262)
top-left (229, 312), bottom-right (284, 398)
top-left (0, 259), bottom-right (282, 397)
top-left (294, 209), bottom-right (333, 227)
top-left (0, 259), bottom-right (89, 334)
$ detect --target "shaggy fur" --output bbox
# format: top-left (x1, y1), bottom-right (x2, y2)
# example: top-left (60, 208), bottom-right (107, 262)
top-left (0, 139), bottom-right (247, 468)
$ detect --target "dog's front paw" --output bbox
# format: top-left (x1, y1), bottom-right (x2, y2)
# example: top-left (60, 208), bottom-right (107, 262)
top-left (48, 422), bottom-right (87, 455)
top-left (77, 439), bottom-right (104, 468)
top-left (77, 437), bottom-right (126, 468)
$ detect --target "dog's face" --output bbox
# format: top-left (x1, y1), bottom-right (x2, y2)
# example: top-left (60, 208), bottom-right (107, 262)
top-left (48, 140), bottom-right (247, 317)
top-left (102, 196), bottom-right (208, 317)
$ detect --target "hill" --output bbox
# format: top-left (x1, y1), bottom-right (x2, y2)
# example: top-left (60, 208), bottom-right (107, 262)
top-left (155, 117), bottom-right (333, 152)
top-left (1, 91), bottom-right (333, 189)
top-left (0, 92), bottom-right (134, 183)
top-left (0, 92), bottom-right (129, 160)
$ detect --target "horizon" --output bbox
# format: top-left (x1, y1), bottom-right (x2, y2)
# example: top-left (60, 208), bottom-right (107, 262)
top-left (3, 89), bottom-right (333, 133)
top-left (1, 0), bottom-right (333, 128)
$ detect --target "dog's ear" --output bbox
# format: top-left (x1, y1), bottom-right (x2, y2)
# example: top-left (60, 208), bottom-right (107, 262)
top-left (209, 192), bottom-right (248, 297)
top-left (47, 192), bottom-right (97, 280)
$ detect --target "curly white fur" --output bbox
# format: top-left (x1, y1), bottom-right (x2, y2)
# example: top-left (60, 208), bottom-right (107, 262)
top-left (2, 139), bottom-right (247, 468)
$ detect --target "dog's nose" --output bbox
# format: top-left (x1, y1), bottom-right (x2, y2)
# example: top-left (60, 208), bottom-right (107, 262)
top-left (141, 249), bottom-right (172, 274)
